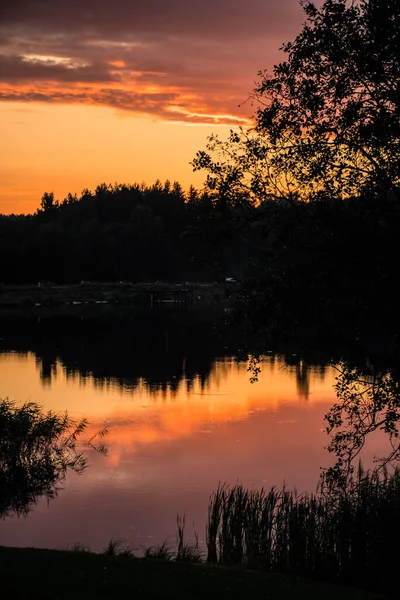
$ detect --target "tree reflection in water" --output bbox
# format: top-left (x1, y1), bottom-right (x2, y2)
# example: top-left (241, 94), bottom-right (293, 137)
top-left (0, 399), bottom-right (106, 517)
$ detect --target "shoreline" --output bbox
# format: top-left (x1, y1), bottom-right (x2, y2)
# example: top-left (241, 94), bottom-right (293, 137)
top-left (0, 281), bottom-right (232, 318)
top-left (0, 545), bottom-right (384, 599)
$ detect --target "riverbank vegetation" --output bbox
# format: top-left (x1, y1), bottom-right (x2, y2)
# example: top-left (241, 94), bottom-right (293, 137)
top-left (0, 398), bottom-right (106, 518)
top-left (134, 466), bottom-right (400, 594)
top-left (203, 469), bottom-right (400, 594)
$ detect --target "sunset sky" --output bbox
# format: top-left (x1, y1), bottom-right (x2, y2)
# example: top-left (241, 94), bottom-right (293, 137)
top-left (0, 0), bottom-right (306, 214)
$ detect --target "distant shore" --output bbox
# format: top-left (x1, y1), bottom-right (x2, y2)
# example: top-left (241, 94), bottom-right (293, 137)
top-left (0, 281), bottom-right (234, 318)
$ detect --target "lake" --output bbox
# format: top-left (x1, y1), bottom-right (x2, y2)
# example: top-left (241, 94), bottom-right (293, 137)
top-left (0, 316), bottom-right (388, 552)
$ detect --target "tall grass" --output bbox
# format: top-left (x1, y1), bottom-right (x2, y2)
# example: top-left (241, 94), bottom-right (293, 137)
top-left (176, 513), bottom-right (203, 562)
top-left (141, 514), bottom-right (203, 562)
top-left (206, 467), bottom-right (400, 592)
top-left (143, 541), bottom-right (174, 561)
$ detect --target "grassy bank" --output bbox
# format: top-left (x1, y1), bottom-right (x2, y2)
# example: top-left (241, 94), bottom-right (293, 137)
top-left (0, 546), bottom-right (385, 600)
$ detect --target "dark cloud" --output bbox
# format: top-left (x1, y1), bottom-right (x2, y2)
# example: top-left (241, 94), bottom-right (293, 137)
top-left (1, 0), bottom-right (302, 40)
top-left (0, 86), bottom-right (249, 125)
top-left (0, 0), bottom-right (305, 122)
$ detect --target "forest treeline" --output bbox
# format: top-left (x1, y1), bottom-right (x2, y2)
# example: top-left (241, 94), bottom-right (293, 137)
top-left (2, 179), bottom-right (400, 348)
top-left (0, 180), bottom-right (243, 284)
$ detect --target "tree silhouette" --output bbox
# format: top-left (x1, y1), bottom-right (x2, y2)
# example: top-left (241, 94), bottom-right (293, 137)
top-left (193, 0), bottom-right (400, 200)
top-left (39, 192), bottom-right (59, 213)
top-left (0, 181), bottom-right (226, 284)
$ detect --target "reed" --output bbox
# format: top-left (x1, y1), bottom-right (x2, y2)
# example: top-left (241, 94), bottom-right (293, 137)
top-left (206, 466), bottom-right (400, 592)
top-left (143, 541), bottom-right (174, 561)
top-left (175, 513), bottom-right (203, 562)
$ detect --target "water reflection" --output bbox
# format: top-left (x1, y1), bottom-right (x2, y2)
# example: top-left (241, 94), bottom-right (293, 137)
top-left (1, 316), bottom-right (218, 394)
top-left (0, 317), bottom-right (330, 399)
top-left (5, 316), bottom-right (390, 553)
top-left (0, 318), bottom-right (342, 551)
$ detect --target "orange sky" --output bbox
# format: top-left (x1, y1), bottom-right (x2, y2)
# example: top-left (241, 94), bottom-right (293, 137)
top-left (0, 1), bottom-right (306, 214)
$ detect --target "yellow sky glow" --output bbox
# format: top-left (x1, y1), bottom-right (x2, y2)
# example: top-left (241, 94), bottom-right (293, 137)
top-left (0, 101), bottom-right (236, 214)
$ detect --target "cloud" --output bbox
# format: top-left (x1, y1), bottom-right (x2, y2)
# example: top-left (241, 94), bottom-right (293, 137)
top-left (0, 54), bottom-right (117, 83)
top-left (1, 0), bottom-right (302, 39)
top-left (0, 0), bottom-right (305, 123)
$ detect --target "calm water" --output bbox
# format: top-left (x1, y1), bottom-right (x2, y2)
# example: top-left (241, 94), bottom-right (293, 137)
top-left (0, 318), bottom-right (388, 552)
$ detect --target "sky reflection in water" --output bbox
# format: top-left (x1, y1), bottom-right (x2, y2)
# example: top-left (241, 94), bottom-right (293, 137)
top-left (0, 346), bottom-right (344, 552)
